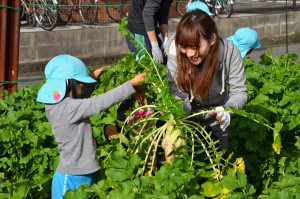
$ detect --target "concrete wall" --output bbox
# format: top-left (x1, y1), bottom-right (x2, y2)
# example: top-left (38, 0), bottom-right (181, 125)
top-left (19, 11), bottom-right (300, 75)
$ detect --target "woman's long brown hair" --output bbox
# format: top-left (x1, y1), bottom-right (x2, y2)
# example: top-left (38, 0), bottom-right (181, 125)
top-left (175, 10), bottom-right (220, 101)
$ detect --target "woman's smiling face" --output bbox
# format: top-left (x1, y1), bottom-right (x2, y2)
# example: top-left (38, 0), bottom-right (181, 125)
top-left (178, 32), bottom-right (217, 66)
top-left (179, 36), bottom-right (211, 65)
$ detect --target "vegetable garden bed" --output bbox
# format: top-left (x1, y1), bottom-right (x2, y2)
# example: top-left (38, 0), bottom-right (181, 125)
top-left (1, 21), bottom-right (300, 198)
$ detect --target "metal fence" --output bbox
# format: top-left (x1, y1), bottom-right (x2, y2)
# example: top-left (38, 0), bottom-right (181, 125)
top-left (19, 0), bottom-right (300, 30)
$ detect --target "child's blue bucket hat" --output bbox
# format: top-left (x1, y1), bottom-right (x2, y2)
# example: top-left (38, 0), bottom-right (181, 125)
top-left (227, 27), bottom-right (261, 58)
top-left (37, 54), bottom-right (96, 104)
top-left (186, 1), bottom-right (213, 16)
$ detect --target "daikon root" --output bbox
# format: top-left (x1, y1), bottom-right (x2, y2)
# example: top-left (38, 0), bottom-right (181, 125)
top-left (162, 121), bottom-right (186, 163)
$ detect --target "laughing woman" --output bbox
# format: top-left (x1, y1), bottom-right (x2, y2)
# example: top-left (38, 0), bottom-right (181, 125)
top-left (166, 10), bottom-right (247, 149)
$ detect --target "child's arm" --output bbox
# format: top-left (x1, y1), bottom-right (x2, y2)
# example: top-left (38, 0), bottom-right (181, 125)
top-left (65, 73), bottom-right (148, 123)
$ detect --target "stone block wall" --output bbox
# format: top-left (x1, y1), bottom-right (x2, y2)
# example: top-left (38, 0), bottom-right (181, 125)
top-left (19, 11), bottom-right (300, 75)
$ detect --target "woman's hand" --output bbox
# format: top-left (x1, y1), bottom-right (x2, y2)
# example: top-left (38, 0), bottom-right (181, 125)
top-left (130, 72), bottom-right (147, 86)
top-left (209, 106), bottom-right (231, 131)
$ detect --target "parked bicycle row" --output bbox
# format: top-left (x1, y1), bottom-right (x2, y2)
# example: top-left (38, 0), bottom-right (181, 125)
top-left (21, 0), bottom-right (105, 31)
top-left (20, 0), bottom-right (234, 31)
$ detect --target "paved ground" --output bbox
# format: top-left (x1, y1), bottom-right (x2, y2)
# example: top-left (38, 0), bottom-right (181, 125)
top-left (246, 43), bottom-right (300, 62)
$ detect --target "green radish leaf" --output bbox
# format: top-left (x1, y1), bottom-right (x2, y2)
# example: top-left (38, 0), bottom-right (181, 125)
top-left (272, 122), bottom-right (283, 154)
top-left (201, 181), bottom-right (221, 197)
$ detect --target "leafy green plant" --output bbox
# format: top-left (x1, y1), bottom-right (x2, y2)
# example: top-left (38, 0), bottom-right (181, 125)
top-left (92, 19), bottom-right (229, 173)
top-left (1, 21), bottom-right (299, 199)
top-left (82, 19), bottom-right (262, 198)
top-left (0, 84), bottom-right (58, 198)
top-left (230, 51), bottom-right (300, 196)
top-left (258, 136), bottom-right (300, 198)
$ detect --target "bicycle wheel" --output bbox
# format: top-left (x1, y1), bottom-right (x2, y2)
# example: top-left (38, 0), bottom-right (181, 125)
top-left (79, 0), bottom-right (98, 25)
top-left (28, 13), bottom-right (37, 26)
top-left (176, 0), bottom-right (189, 17)
top-left (106, 0), bottom-right (126, 22)
top-left (212, 0), bottom-right (233, 19)
top-left (33, 0), bottom-right (58, 30)
top-left (57, 0), bottom-right (72, 23)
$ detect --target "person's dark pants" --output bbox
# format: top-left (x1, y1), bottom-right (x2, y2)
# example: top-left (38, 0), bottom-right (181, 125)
top-left (207, 124), bottom-right (229, 150)
top-left (189, 102), bottom-right (229, 150)
top-left (125, 33), bottom-right (167, 64)
top-left (125, 34), bottom-right (154, 54)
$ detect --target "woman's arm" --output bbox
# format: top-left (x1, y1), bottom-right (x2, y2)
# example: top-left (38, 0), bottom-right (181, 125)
top-left (225, 42), bottom-right (248, 109)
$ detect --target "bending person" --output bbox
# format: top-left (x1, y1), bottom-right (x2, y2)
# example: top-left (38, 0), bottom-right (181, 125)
top-left (227, 27), bottom-right (261, 58)
top-left (186, 0), bottom-right (214, 16)
top-left (166, 10), bottom-right (247, 149)
top-left (186, 2), bottom-right (261, 58)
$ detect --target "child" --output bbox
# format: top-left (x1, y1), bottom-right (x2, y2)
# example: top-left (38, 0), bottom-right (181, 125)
top-left (37, 54), bottom-right (147, 199)
top-left (227, 27), bottom-right (261, 58)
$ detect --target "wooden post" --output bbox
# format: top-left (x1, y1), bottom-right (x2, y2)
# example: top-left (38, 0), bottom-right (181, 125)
top-left (0, 0), bottom-right (20, 94)
top-left (0, 0), bottom-right (8, 95)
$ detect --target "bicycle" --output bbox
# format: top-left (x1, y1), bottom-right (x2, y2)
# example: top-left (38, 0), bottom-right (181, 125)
top-left (21, 0), bottom-right (58, 30)
top-left (56, 0), bottom-right (98, 25)
top-left (176, 0), bottom-right (233, 19)
top-left (20, 0), bottom-right (36, 27)
top-left (105, 0), bottom-right (129, 23)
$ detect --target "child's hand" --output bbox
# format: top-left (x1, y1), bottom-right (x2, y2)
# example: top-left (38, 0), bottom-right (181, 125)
top-left (133, 86), bottom-right (146, 106)
top-left (91, 67), bottom-right (105, 80)
top-left (130, 72), bottom-right (147, 86)
top-left (104, 124), bottom-right (119, 140)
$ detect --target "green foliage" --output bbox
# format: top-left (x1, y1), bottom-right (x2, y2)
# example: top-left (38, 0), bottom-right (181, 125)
top-left (0, 83), bottom-right (58, 198)
top-left (1, 22), bottom-right (300, 198)
top-left (67, 149), bottom-right (254, 198)
top-left (257, 137), bottom-right (300, 198)
top-left (85, 19), bottom-right (257, 198)
top-left (230, 51), bottom-right (300, 196)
